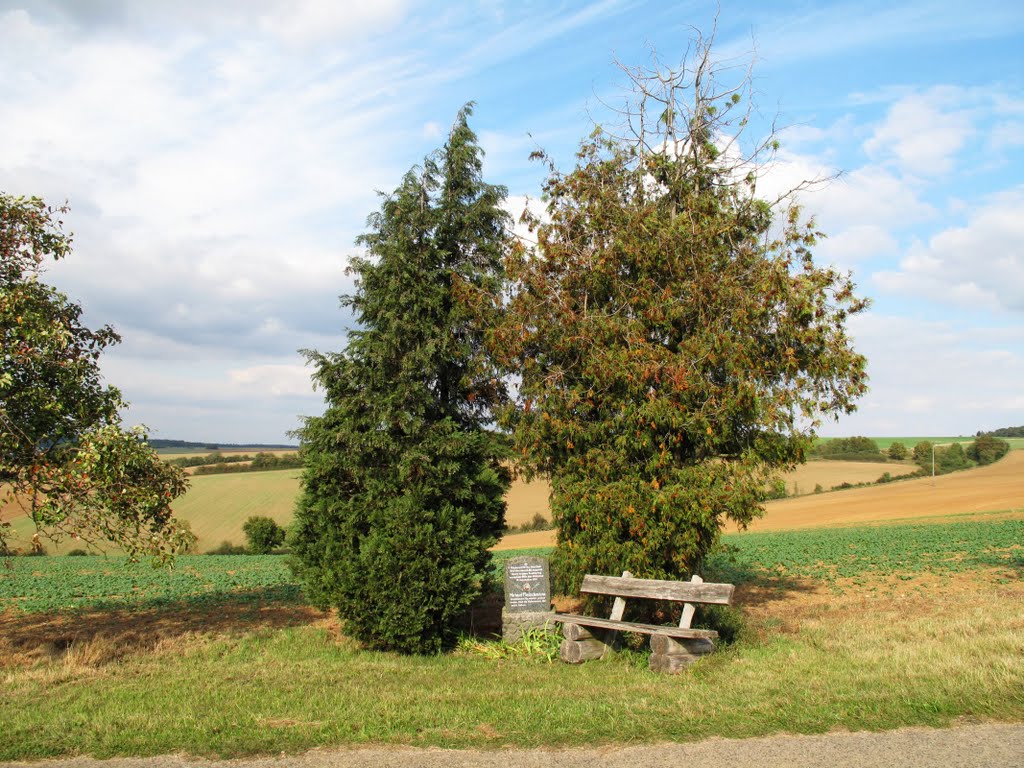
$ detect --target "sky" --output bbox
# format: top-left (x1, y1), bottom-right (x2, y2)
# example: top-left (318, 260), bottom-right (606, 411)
top-left (2, 0), bottom-right (1022, 444)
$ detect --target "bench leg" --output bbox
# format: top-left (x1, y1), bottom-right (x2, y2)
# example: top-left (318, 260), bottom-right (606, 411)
top-left (559, 623), bottom-right (613, 663)
top-left (649, 636), bottom-right (715, 674)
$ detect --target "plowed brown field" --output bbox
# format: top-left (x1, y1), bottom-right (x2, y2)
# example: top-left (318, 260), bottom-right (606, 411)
top-left (495, 451), bottom-right (1024, 550)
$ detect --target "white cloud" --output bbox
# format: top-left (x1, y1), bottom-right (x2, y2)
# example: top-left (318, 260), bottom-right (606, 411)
top-left (229, 364), bottom-right (315, 397)
top-left (825, 312), bottom-right (1024, 436)
top-left (874, 187), bottom-right (1024, 312)
top-left (864, 87), bottom-right (975, 176)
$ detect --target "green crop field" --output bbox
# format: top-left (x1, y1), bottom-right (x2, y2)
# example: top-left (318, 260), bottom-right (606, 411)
top-left (5, 517), bottom-right (1020, 614)
top-left (0, 555), bottom-right (298, 613)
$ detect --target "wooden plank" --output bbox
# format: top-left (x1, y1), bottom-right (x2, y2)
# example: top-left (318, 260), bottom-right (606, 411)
top-left (559, 638), bottom-right (609, 663)
top-left (580, 575), bottom-right (734, 604)
top-left (608, 570), bottom-right (631, 621)
top-left (650, 652), bottom-right (701, 674)
top-left (679, 574), bottom-right (701, 629)
top-left (551, 613), bottom-right (718, 640)
top-left (650, 635), bottom-right (714, 656)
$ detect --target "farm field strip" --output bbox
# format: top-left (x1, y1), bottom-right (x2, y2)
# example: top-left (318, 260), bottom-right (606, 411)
top-left (4, 517), bottom-right (1019, 614)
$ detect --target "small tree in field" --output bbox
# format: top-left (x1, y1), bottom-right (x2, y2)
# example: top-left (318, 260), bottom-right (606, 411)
top-left (887, 441), bottom-right (908, 461)
top-left (290, 106), bottom-right (510, 654)
top-left (242, 516), bottom-right (285, 554)
top-left (491, 35), bottom-right (868, 593)
top-left (1, 194), bottom-right (191, 560)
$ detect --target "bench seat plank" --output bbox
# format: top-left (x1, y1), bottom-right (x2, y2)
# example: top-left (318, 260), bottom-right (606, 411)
top-left (553, 613), bottom-right (719, 640)
top-left (581, 575), bottom-right (734, 604)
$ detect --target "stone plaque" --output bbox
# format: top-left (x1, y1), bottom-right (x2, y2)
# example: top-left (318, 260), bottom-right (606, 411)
top-left (503, 556), bottom-right (551, 613)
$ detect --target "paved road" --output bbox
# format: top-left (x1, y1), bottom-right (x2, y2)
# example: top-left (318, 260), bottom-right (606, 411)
top-left (5, 724), bottom-right (1022, 768)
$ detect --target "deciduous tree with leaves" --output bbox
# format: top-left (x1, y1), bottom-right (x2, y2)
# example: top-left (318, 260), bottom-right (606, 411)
top-left (1, 194), bottom-right (191, 560)
top-left (290, 106), bottom-right (510, 653)
top-left (491, 37), bottom-right (869, 593)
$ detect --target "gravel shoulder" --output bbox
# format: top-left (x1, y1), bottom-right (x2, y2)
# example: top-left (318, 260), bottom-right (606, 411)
top-left (5, 724), bottom-right (1022, 768)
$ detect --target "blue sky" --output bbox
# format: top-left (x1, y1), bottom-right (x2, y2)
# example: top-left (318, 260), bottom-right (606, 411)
top-left (2, 0), bottom-right (1022, 443)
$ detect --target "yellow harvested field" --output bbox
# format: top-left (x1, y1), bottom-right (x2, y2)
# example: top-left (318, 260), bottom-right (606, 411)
top-left (504, 477), bottom-right (552, 526)
top-left (743, 449), bottom-right (1024, 532)
top-left (780, 460), bottom-right (916, 494)
top-left (496, 452), bottom-right (1024, 550)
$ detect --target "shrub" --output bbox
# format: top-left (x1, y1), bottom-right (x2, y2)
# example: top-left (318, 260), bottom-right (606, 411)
top-left (912, 441), bottom-right (934, 465)
top-left (206, 541), bottom-right (248, 555)
top-left (936, 443), bottom-right (971, 473)
top-left (763, 478), bottom-right (788, 500)
top-left (66, 548), bottom-right (90, 556)
top-left (966, 435), bottom-right (1010, 466)
top-left (815, 436), bottom-right (882, 459)
top-left (290, 107), bottom-right (510, 654)
top-left (887, 441), bottom-right (908, 461)
top-left (242, 516), bottom-right (285, 554)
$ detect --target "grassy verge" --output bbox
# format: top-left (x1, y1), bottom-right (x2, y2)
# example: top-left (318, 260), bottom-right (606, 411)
top-left (1, 517), bottom-right (1022, 759)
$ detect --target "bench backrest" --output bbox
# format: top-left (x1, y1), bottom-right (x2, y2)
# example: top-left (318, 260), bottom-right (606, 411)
top-left (580, 574), bottom-right (734, 605)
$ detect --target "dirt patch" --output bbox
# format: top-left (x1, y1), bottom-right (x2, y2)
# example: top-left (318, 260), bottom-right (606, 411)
top-left (734, 568), bottom-right (1024, 637)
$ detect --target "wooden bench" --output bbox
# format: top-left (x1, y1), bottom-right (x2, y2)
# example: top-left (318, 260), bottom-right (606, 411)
top-left (552, 571), bottom-right (735, 673)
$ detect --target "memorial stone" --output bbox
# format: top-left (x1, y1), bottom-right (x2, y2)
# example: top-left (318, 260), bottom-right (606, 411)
top-left (501, 555), bottom-right (555, 643)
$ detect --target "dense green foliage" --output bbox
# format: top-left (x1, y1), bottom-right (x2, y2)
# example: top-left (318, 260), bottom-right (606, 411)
top-left (492, 45), bottom-right (868, 594)
top-left (193, 453), bottom-right (303, 475)
top-left (887, 441), bottom-right (908, 460)
top-left (169, 452), bottom-right (254, 468)
top-left (290, 106), bottom-right (511, 653)
top-left (966, 435), bottom-right (1010, 465)
top-left (984, 425), bottom-right (1024, 438)
top-left (814, 436), bottom-right (885, 462)
top-left (1, 194), bottom-right (190, 560)
top-left (909, 437), bottom-right (1011, 476)
top-left (242, 516), bottom-right (285, 554)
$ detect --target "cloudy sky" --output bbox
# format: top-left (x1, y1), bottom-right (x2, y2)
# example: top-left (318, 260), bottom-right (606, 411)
top-left (3, 0), bottom-right (1022, 443)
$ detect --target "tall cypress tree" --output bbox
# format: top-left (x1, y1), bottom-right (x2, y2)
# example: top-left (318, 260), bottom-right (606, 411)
top-left (290, 105), bottom-right (511, 654)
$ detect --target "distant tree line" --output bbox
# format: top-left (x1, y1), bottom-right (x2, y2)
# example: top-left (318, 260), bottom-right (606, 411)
top-left (150, 439), bottom-right (297, 450)
top-left (980, 426), bottom-right (1024, 438)
top-left (813, 436), bottom-right (888, 462)
top-left (192, 453), bottom-right (303, 475)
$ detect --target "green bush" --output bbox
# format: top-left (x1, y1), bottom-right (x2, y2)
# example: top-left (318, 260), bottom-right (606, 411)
top-left (966, 435), bottom-right (1010, 465)
top-left (242, 516), bottom-right (285, 554)
top-left (206, 541), bottom-right (249, 555)
top-left (65, 548), bottom-right (90, 556)
top-left (912, 441), bottom-right (934, 465)
top-left (887, 441), bottom-right (908, 461)
top-left (763, 478), bottom-right (788, 500)
top-left (815, 437), bottom-right (883, 460)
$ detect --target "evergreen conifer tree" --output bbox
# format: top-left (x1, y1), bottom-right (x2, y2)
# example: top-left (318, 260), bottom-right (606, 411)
top-left (290, 105), bottom-right (510, 653)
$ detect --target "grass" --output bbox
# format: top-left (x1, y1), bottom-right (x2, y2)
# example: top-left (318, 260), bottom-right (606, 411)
top-left (2, 572), bottom-right (1021, 759)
